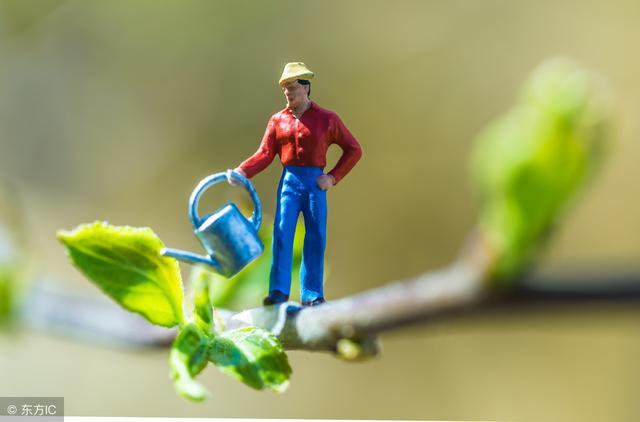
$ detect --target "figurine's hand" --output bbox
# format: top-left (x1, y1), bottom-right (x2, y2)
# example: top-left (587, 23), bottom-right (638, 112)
top-left (228, 168), bottom-right (246, 186)
top-left (316, 174), bottom-right (335, 191)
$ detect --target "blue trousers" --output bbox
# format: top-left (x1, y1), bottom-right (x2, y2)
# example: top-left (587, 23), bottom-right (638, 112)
top-left (269, 166), bottom-right (327, 302)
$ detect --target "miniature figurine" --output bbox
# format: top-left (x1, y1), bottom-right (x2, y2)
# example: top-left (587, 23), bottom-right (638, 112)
top-left (234, 62), bottom-right (362, 307)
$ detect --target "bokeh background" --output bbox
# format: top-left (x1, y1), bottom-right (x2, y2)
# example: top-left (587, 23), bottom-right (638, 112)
top-left (1, 0), bottom-right (639, 420)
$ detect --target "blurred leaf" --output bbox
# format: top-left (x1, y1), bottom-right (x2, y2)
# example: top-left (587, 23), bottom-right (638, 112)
top-left (192, 267), bottom-right (213, 333)
top-left (0, 183), bottom-right (28, 324)
top-left (57, 221), bottom-right (186, 327)
top-left (0, 225), bottom-right (19, 322)
top-left (0, 268), bottom-right (15, 322)
top-left (204, 222), bottom-right (305, 310)
top-left (211, 308), bottom-right (226, 333)
top-left (208, 326), bottom-right (291, 392)
top-left (169, 323), bottom-right (210, 402)
top-left (471, 58), bottom-right (611, 282)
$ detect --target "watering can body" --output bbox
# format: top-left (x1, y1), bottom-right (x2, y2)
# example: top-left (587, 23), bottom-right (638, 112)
top-left (161, 170), bottom-right (264, 278)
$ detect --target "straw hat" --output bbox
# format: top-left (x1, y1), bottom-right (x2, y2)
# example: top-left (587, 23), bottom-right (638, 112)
top-left (279, 62), bottom-right (314, 86)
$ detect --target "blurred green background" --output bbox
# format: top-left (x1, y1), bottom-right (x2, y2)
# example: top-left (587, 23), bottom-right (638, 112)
top-left (1, 0), bottom-right (639, 420)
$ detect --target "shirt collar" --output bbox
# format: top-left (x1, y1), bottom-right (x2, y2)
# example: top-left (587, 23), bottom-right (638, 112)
top-left (285, 100), bottom-right (316, 116)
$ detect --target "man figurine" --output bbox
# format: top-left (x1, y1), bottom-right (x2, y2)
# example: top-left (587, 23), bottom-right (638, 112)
top-left (233, 62), bottom-right (362, 307)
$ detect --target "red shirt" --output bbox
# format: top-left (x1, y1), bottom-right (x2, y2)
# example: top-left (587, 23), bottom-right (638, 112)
top-left (238, 102), bottom-right (362, 184)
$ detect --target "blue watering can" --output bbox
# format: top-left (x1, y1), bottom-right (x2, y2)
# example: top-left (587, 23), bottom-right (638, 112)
top-left (161, 169), bottom-right (264, 278)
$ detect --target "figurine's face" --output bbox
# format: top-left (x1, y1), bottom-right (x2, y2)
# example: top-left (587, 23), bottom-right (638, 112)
top-left (282, 81), bottom-right (309, 108)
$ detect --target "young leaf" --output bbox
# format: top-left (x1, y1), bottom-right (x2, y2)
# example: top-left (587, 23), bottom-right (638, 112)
top-left (471, 58), bottom-right (611, 282)
top-left (205, 222), bottom-right (305, 310)
top-left (57, 221), bottom-right (185, 327)
top-left (0, 220), bottom-right (25, 323)
top-left (0, 267), bottom-right (16, 322)
top-left (169, 323), bottom-right (210, 401)
top-left (208, 326), bottom-right (291, 392)
top-left (191, 267), bottom-right (213, 333)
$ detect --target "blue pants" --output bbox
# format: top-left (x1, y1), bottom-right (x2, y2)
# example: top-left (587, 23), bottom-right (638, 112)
top-left (270, 166), bottom-right (327, 302)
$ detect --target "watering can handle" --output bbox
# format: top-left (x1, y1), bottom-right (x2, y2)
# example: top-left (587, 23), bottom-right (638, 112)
top-left (188, 170), bottom-right (262, 231)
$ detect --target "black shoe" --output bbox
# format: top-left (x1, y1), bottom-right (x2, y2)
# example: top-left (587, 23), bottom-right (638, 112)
top-left (263, 290), bottom-right (289, 306)
top-left (301, 297), bottom-right (326, 307)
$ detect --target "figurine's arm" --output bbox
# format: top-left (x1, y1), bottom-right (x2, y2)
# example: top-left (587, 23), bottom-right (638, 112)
top-left (236, 117), bottom-right (278, 178)
top-left (326, 114), bottom-right (363, 184)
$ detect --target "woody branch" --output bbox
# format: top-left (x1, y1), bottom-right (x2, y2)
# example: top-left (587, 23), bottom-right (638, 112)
top-left (217, 233), bottom-right (640, 359)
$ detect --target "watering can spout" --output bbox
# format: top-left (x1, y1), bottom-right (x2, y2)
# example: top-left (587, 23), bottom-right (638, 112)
top-left (161, 247), bottom-right (221, 271)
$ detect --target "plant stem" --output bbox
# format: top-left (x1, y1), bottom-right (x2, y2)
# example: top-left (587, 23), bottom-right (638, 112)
top-left (222, 259), bottom-right (487, 358)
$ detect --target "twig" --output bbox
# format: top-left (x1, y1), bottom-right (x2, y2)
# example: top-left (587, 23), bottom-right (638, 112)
top-left (20, 264), bottom-right (640, 355)
top-left (223, 259), bottom-right (487, 359)
top-left (221, 264), bottom-right (640, 358)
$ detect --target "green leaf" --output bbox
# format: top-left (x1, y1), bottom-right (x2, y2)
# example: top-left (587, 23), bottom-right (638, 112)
top-left (169, 323), bottom-right (210, 401)
top-left (206, 222), bottom-right (305, 310)
top-left (208, 326), bottom-right (291, 392)
top-left (0, 267), bottom-right (17, 322)
top-left (471, 58), bottom-right (611, 282)
top-left (57, 221), bottom-right (185, 327)
top-left (0, 221), bottom-right (26, 324)
top-left (191, 267), bottom-right (213, 333)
